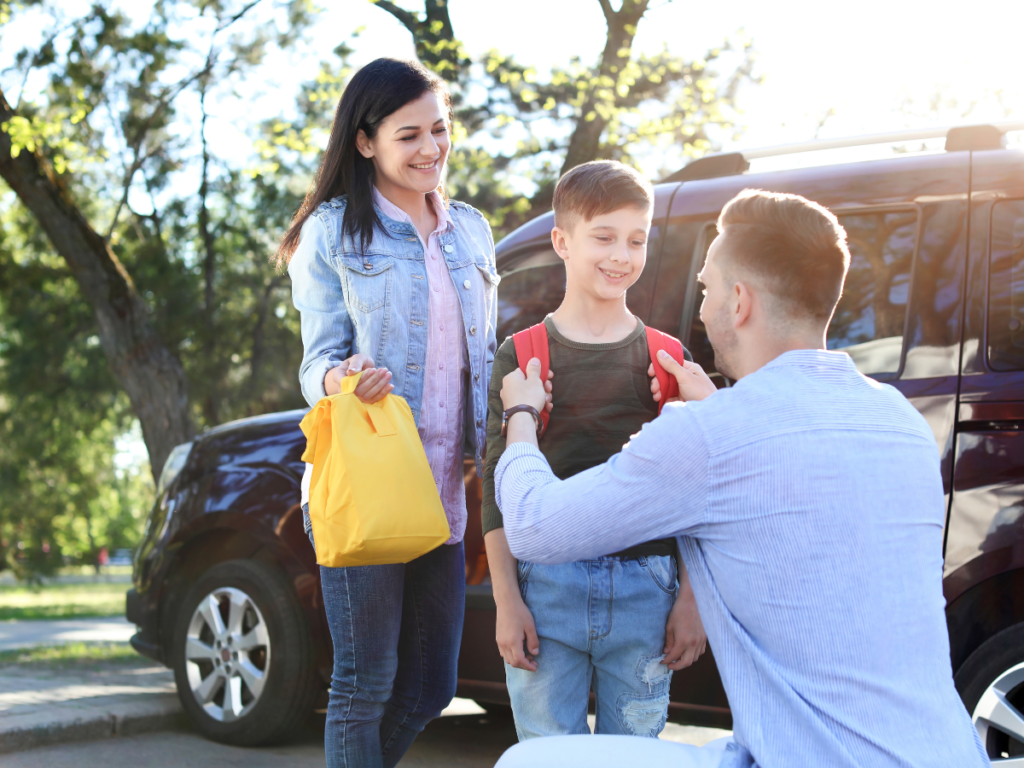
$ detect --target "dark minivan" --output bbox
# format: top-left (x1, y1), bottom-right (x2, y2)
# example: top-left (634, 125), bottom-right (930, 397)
top-left (128, 122), bottom-right (1024, 760)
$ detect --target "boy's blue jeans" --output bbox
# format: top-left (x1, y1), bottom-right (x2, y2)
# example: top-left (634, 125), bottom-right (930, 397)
top-left (505, 555), bottom-right (678, 740)
top-left (306, 505), bottom-right (465, 768)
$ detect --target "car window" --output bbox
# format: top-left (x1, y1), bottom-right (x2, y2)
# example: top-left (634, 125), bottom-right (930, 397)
top-left (827, 210), bottom-right (917, 378)
top-left (682, 210), bottom-right (916, 381)
top-left (496, 249), bottom-right (566, 341)
top-left (987, 199), bottom-right (1024, 371)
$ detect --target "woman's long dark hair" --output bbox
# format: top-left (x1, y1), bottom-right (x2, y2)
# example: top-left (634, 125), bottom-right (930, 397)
top-left (275, 58), bottom-right (452, 266)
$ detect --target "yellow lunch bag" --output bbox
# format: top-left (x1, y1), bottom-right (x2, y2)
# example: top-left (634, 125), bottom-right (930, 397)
top-left (299, 371), bottom-right (451, 567)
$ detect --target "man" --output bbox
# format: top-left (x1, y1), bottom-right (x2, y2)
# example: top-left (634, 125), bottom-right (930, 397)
top-left (491, 189), bottom-right (988, 767)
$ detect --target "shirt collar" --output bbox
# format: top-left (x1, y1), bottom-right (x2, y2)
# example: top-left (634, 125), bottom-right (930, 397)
top-left (372, 187), bottom-right (452, 237)
top-left (762, 348), bottom-right (857, 372)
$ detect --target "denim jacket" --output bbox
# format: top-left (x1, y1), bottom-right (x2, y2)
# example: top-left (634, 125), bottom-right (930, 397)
top-left (288, 195), bottom-right (499, 476)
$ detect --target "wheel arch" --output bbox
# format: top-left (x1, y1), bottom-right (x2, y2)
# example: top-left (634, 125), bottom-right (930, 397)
top-left (946, 566), bottom-right (1024, 674)
top-left (157, 526), bottom-right (325, 667)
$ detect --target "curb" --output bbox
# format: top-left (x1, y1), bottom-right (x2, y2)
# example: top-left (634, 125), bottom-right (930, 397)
top-left (0, 695), bottom-right (186, 754)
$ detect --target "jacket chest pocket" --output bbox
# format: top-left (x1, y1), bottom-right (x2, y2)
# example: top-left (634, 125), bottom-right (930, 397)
top-left (338, 255), bottom-right (393, 313)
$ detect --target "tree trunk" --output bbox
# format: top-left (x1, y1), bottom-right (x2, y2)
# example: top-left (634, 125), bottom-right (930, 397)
top-left (0, 90), bottom-right (195, 480)
top-left (559, 0), bottom-right (650, 176)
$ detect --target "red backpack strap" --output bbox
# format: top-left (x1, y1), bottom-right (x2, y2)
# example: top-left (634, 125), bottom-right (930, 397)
top-left (645, 326), bottom-right (686, 414)
top-left (511, 323), bottom-right (551, 432)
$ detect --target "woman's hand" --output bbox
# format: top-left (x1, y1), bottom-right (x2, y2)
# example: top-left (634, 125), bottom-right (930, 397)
top-left (324, 354), bottom-right (394, 404)
top-left (495, 592), bottom-right (540, 672)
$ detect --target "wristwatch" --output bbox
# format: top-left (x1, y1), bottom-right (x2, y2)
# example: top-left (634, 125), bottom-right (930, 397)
top-left (501, 404), bottom-right (544, 438)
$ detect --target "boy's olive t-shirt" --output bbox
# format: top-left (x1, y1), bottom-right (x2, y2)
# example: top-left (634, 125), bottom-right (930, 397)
top-left (482, 316), bottom-right (678, 558)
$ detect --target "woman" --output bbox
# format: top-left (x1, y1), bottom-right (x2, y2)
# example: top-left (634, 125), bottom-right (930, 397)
top-left (278, 58), bottom-right (498, 767)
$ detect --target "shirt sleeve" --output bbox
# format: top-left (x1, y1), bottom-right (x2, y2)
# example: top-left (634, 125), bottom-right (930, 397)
top-left (481, 339), bottom-right (520, 534)
top-left (288, 215), bottom-right (354, 407)
top-left (495, 402), bottom-right (710, 564)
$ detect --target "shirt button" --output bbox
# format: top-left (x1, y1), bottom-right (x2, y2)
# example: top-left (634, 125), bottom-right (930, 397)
top-left (440, 402), bottom-right (445, 408)
top-left (430, 253), bottom-right (436, 259)
top-left (439, 324), bottom-right (444, 331)
top-left (444, 244), bottom-right (454, 253)
top-left (470, 326), bottom-right (477, 335)
top-left (463, 280), bottom-right (471, 289)
top-left (433, 285), bottom-right (440, 292)
top-left (439, 363), bottom-right (444, 369)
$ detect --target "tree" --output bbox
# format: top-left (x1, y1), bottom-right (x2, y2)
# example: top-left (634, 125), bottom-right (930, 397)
top-left (369, 0), bottom-right (759, 227)
top-left (0, 1), bottom-right (313, 574)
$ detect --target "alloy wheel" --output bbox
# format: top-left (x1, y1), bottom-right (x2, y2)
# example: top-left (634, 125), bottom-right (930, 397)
top-left (184, 586), bottom-right (270, 722)
top-left (973, 660), bottom-right (1024, 765)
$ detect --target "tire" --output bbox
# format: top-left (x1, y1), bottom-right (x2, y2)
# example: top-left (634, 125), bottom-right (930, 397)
top-left (955, 621), bottom-right (1024, 762)
top-left (170, 559), bottom-right (319, 746)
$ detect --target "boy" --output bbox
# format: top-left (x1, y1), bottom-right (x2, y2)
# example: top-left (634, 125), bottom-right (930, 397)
top-left (482, 161), bottom-right (706, 741)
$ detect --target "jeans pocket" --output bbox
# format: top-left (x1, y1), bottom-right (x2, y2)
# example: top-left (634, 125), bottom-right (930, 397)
top-left (516, 561), bottom-right (534, 598)
top-left (641, 555), bottom-right (678, 595)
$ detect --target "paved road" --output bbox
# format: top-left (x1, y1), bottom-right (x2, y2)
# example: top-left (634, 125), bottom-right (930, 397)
top-left (3, 712), bottom-right (728, 767)
top-left (0, 617), bottom-right (135, 650)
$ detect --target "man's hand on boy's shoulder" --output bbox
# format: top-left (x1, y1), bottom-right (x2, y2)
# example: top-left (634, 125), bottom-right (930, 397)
top-left (649, 353), bottom-right (718, 405)
top-left (500, 358), bottom-right (554, 414)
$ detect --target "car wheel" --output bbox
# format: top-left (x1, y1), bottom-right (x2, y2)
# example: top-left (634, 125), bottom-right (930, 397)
top-left (955, 621), bottom-right (1024, 763)
top-left (171, 559), bottom-right (319, 746)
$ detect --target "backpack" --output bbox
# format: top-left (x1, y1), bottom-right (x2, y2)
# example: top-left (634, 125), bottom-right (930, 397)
top-left (511, 322), bottom-right (688, 433)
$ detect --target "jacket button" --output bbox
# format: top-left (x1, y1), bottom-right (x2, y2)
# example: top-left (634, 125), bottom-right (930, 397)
top-left (444, 244), bottom-right (454, 253)
top-left (474, 373), bottom-right (480, 381)
top-left (463, 279), bottom-right (471, 289)
top-left (470, 326), bottom-right (477, 335)
top-left (363, 263), bottom-right (372, 270)
top-left (476, 419), bottom-right (483, 427)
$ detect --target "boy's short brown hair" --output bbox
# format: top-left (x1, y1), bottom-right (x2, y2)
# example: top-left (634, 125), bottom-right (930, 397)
top-left (553, 160), bottom-right (654, 231)
top-left (716, 189), bottom-right (850, 324)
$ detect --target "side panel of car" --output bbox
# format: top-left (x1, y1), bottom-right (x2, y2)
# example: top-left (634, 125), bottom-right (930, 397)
top-left (944, 148), bottom-right (1024, 670)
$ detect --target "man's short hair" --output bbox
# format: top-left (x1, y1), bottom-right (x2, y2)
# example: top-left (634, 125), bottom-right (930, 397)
top-left (553, 160), bottom-right (654, 231)
top-left (716, 189), bottom-right (851, 324)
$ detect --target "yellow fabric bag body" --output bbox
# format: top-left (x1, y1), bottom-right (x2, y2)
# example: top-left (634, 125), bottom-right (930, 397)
top-left (299, 372), bottom-right (451, 567)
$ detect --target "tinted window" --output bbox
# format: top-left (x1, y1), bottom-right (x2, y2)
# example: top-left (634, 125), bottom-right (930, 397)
top-left (827, 210), bottom-right (916, 377)
top-left (987, 199), bottom-right (1024, 371)
top-left (496, 249), bottom-right (565, 341)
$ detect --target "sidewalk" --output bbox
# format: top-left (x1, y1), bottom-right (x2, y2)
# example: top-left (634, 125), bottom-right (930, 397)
top-left (0, 617), bottom-right (136, 651)
top-left (0, 654), bottom-right (183, 754)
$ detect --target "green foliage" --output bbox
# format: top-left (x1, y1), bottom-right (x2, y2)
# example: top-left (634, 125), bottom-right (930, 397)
top-left (0, 1), bottom-right (313, 579)
top-left (0, 581), bottom-right (126, 620)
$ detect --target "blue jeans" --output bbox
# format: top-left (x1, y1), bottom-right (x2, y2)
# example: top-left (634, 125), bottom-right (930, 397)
top-left (308, 506), bottom-right (465, 768)
top-left (505, 555), bottom-right (678, 740)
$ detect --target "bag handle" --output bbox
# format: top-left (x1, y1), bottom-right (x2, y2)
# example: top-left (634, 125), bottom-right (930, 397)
top-left (645, 327), bottom-right (686, 414)
top-left (512, 323), bottom-right (551, 433)
top-left (340, 370), bottom-right (397, 436)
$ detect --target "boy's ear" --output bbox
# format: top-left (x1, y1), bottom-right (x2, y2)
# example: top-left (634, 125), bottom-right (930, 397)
top-left (551, 226), bottom-right (570, 262)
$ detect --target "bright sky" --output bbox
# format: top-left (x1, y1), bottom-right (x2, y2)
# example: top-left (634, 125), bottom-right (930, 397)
top-left (3, 0), bottom-right (1023, 180)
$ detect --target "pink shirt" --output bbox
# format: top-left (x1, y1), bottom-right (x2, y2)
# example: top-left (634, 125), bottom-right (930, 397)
top-left (373, 188), bottom-right (468, 545)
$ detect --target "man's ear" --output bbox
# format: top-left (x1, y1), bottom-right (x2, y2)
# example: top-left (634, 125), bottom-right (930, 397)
top-left (734, 281), bottom-right (755, 329)
top-left (355, 129), bottom-right (374, 159)
top-left (551, 226), bottom-right (571, 262)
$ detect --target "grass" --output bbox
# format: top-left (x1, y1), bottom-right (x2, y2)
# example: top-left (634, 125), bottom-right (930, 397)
top-left (0, 641), bottom-right (146, 670)
top-left (0, 582), bottom-right (127, 620)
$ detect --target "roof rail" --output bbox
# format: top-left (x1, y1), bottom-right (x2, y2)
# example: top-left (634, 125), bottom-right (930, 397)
top-left (663, 120), bottom-right (1024, 183)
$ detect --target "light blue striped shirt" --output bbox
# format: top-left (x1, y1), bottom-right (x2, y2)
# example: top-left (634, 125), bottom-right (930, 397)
top-left (496, 350), bottom-right (987, 768)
